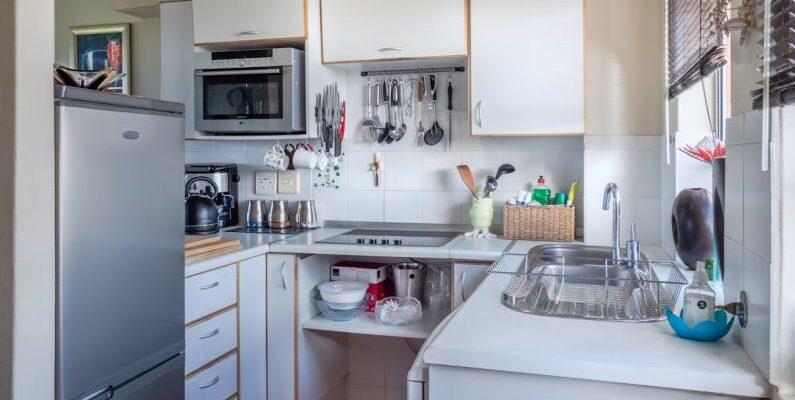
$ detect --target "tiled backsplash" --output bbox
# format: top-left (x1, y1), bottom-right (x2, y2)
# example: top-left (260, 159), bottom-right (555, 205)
top-left (187, 71), bottom-right (588, 229)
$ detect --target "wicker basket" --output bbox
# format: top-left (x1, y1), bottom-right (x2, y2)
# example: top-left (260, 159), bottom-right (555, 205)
top-left (503, 204), bottom-right (575, 241)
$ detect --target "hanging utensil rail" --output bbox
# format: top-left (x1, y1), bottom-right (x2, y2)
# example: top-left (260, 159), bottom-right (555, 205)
top-left (360, 66), bottom-right (465, 77)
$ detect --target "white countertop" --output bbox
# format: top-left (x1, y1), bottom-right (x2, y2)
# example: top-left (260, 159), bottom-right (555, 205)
top-left (422, 246), bottom-right (769, 398)
top-left (185, 230), bottom-right (290, 276)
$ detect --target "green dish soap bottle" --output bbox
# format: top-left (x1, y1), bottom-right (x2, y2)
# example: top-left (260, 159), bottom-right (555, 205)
top-left (532, 175), bottom-right (552, 205)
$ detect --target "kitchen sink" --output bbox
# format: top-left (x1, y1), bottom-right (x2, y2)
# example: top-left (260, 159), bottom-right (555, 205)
top-left (490, 244), bottom-right (687, 322)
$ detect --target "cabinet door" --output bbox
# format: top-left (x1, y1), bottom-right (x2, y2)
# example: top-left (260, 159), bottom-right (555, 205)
top-left (470, 0), bottom-right (584, 136)
top-left (193, 0), bottom-right (306, 45)
top-left (266, 254), bottom-right (298, 400)
top-left (452, 262), bottom-right (490, 309)
top-left (239, 255), bottom-right (267, 400)
top-left (320, 0), bottom-right (467, 63)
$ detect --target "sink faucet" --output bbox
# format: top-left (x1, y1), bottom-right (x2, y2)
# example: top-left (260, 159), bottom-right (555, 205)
top-left (602, 183), bottom-right (621, 261)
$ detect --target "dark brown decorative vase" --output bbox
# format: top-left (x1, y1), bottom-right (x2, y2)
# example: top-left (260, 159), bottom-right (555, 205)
top-left (672, 188), bottom-right (715, 270)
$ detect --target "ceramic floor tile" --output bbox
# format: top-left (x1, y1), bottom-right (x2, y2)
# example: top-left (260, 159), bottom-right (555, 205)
top-left (348, 347), bottom-right (385, 387)
top-left (348, 385), bottom-right (385, 400)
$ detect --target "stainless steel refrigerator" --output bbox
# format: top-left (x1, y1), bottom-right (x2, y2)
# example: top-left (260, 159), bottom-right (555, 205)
top-left (55, 86), bottom-right (186, 400)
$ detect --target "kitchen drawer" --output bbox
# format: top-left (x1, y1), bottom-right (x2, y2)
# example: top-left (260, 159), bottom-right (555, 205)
top-left (186, 265), bottom-right (237, 323)
top-left (185, 353), bottom-right (238, 400)
top-left (186, 308), bottom-right (238, 374)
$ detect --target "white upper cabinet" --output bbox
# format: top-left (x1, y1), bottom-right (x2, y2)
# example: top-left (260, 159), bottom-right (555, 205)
top-left (320, 0), bottom-right (467, 63)
top-left (192, 0), bottom-right (306, 45)
top-left (470, 0), bottom-right (585, 136)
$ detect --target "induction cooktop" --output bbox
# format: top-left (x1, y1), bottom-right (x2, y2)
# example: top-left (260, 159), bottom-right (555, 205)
top-left (316, 229), bottom-right (460, 247)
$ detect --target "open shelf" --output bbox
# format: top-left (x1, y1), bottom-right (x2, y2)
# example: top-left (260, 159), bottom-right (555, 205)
top-left (302, 310), bottom-right (446, 339)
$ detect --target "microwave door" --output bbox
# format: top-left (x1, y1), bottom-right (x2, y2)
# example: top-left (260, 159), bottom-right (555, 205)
top-left (195, 67), bottom-right (299, 133)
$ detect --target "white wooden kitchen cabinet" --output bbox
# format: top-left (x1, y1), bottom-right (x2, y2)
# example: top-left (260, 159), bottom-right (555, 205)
top-left (451, 261), bottom-right (489, 309)
top-left (469, 0), bottom-right (584, 136)
top-left (192, 0), bottom-right (306, 46)
top-left (319, 0), bottom-right (467, 64)
top-left (238, 255), bottom-right (267, 400)
top-left (265, 253), bottom-right (298, 400)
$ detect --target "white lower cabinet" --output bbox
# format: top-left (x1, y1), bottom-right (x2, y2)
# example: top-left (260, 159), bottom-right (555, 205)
top-left (239, 255), bottom-right (267, 400)
top-left (185, 308), bottom-right (238, 374)
top-left (452, 261), bottom-right (490, 309)
top-left (186, 353), bottom-right (238, 400)
top-left (266, 254), bottom-right (298, 400)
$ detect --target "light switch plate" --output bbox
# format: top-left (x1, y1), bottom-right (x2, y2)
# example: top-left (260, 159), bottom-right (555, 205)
top-left (255, 171), bottom-right (278, 195)
top-left (277, 170), bottom-right (300, 194)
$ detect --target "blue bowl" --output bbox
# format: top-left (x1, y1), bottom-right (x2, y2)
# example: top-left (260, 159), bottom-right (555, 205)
top-left (665, 307), bottom-right (734, 342)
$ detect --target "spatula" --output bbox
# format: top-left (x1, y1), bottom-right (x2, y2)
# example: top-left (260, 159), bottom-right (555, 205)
top-left (456, 165), bottom-right (479, 199)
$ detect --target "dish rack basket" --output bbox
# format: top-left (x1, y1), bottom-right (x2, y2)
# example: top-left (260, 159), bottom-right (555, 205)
top-left (488, 254), bottom-right (688, 322)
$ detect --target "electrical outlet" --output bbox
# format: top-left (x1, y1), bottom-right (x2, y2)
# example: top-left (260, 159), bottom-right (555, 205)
top-left (277, 170), bottom-right (300, 194)
top-left (254, 171), bottom-right (277, 195)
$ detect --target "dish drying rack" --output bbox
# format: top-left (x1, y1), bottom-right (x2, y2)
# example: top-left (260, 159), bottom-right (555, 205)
top-left (488, 254), bottom-right (688, 322)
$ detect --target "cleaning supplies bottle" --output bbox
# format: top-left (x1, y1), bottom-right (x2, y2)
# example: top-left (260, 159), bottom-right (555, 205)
top-left (682, 261), bottom-right (716, 327)
top-left (532, 175), bottom-right (552, 205)
top-left (704, 258), bottom-right (724, 305)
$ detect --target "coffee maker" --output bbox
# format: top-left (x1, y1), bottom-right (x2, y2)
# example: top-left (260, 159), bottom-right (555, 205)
top-left (185, 164), bottom-right (240, 228)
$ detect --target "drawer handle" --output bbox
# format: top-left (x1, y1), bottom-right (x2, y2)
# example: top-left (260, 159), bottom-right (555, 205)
top-left (235, 31), bottom-right (260, 36)
top-left (199, 375), bottom-right (220, 389)
top-left (280, 261), bottom-right (288, 290)
top-left (475, 101), bottom-right (484, 128)
top-left (378, 47), bottom-right (405, 52)
top-left (461, 270), bottom-right (468, 302)
top-left (199, 328), bottom-right (220, 339)
top-left (199, 281), bottom-right (219, 290)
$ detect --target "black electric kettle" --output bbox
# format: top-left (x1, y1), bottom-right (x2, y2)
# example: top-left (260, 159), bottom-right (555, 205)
top-left (185, 176), bottom-right (220, 235)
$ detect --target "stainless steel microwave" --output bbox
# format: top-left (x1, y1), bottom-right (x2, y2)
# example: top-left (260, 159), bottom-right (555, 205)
top-left (194, 48), bottom-right (305, 134)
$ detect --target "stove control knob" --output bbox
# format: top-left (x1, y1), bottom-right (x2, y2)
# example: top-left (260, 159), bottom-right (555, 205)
top-left (381, 239), bottom-right (390, 245)
top-left (356, 238), bottom-right (365, 244)
top-left (368, 238), bottom-right (377, 245)
top-left (393, 239), bottom-right (403, 246)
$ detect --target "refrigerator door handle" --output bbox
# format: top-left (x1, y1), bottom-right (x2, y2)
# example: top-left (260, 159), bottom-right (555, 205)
top-left (199, 281), bottom-right (220, 290)
top-left (199, 328), bottom-right (220, 339)
top-left (81, 385), bottom-right (115, 400)
top-left (199, 375), bottom-right (220, 389)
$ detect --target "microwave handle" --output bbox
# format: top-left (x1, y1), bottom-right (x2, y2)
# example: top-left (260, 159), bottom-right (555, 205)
top-left (195, 68), bottom-right (281, 77)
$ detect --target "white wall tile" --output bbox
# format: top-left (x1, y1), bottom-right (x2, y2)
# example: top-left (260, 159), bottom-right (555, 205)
top-left (213, 151), bottom-right (246, 164)
top-left (213, 140), bottom-right (246, 152)
top-left (743, 249), bottom-right (771, 377)
top-left (347, 152), bottom-right (382, 191)
top-left (636, 198), bottom-right (662, 245)
top-left (384, 152), bottom-right (422, 191)
top-left (384, 191), bottom-right (423, 223)
top-left (185, 151), bottom-right (214, 164)
top-left (422, 191), bottom-right (464, 224)
top-left (635, 148), bottom-right (661, 198)
top-left (313, 189), bottom-right (348, 222)
top-left (743, 144), bottom-right (771, 261)
top-left (723, 237), bottom-right (745, 317)
top-left (725, 144), bottom-right (744, 243)
top-left (421, 151), bottom-right (462, 192)
top-left (348, 346), bottom-right (385, 386)
top-left (348, 385), bottom-right (385, 400)
top-left (583, 149), bottom-right (636, 197)
top-left (383, 347), bottom-right (416, 388)
top-left (500, 150), bottom-right (545, 192)
top-left (185, 139), bottom-right (213, 152)
top-left (348, 191), bottom-right (385, 222)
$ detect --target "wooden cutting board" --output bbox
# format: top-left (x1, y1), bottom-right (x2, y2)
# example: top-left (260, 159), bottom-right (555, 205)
top-left (184, 236), bottom-right (243, 265)
top-left (185, 235), bottom-right (223, 249)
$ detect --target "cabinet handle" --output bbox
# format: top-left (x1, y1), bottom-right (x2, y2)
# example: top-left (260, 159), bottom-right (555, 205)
top-left (199, 281), bottom-right (219, 290)
top-left (199, 375), bottom-right (220, 389)
top-left (235, 31), bottom-right (260, 36)
top-left (461, 270), bottom-right (468, 302)
top-left (475, 101), bottom-right (483, 128)
top-left (280, 261), bottom-right (288, 290)
top-left (199, 328), bottom-right (220, 339)
top-left (378, 47), bottom-right (405, 52)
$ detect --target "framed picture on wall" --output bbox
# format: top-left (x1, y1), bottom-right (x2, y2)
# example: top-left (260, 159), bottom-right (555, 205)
top-left (70, 24), bottom-right (131, 94)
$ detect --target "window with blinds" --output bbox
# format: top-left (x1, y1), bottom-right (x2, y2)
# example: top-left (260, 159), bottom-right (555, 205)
top-left (668, 0), bottom-right (728, 99)
top-left (752, 0), bottom-right (795, 108)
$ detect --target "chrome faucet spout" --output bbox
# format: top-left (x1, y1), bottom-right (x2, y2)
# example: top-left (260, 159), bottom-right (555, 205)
top-left (602, 183), bottom-right (621, 261)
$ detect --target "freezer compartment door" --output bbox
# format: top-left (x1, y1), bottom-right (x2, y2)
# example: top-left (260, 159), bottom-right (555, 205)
top-left (56, 104), bottom-right (185, 399)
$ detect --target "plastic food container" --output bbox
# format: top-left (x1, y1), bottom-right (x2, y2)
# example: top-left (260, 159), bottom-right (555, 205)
top-left (374, 297), bottom-right (423, 326)
top-left (317, 280), bottom-right (368, 305)
top-left (314, 295), bottom-right (366, 321)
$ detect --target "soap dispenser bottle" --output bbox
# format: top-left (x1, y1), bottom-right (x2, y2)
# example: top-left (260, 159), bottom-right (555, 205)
top-left (682, 261), bottom-right (716, 327)
top-left (532, 175), bottom-right (552, 205)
